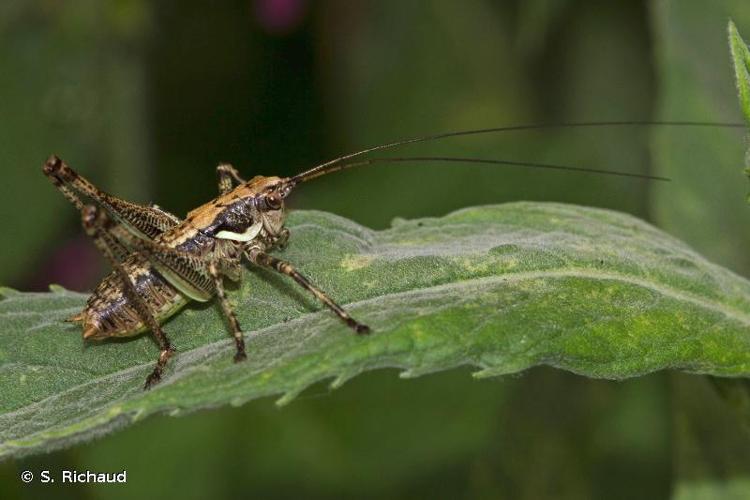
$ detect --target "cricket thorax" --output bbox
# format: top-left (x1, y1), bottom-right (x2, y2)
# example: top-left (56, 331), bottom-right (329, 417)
top-left (171, 175), bottom-right (288, 250)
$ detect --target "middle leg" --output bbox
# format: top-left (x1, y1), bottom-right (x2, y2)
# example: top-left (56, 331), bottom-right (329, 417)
top-left (208, 261), bottom-right (247, 362)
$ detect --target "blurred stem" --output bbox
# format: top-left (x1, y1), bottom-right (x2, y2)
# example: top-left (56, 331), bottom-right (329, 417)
top-left (727, 20), bottom-right (750, 194)
top-left (709, 378), bottom-right (750, 437)
top-left (728, 20), bottom-right (750, 126)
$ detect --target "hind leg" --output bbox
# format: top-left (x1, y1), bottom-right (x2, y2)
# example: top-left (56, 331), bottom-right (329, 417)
top-left (43, 155), bottom-right (181, 240)
top-left (79, 204), bottom-right (175, 389)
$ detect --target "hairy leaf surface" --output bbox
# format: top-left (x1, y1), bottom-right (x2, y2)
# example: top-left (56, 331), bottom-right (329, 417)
top-left (2, 203), bottom-right (750, 459)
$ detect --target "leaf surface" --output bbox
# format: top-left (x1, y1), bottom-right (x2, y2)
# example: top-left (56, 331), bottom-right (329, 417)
top-left (2, 203), bottom-right (750, 459)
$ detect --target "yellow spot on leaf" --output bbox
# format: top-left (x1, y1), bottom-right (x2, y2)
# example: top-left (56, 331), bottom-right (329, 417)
top-left (341, 255), bottom-right (374, 271)
top-left (411, 324), bottom-right (426, 340)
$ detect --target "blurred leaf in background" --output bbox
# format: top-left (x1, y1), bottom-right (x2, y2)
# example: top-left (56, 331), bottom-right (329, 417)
top-left (306, 0), bottom-right (654, 226)
top-left (672, 376), bottom-right (750, 500)
top-left (651, 1), bottom-right (750, 498)
top-left (1, 0), bottom-right (749, 499)
top-left (651, 0), bottom-right (750, 275)
top-left (0, 0), bottom-right (152, 290)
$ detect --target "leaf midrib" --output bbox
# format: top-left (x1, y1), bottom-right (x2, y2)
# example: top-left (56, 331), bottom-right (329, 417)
top-left (4, 265), bottom-right (750, 430)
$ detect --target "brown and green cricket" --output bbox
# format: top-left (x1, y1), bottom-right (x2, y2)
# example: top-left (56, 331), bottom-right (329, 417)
top-left (43, 124), bottom-right (672, 389)
top-left (43, 156), bottom-right (371, 389)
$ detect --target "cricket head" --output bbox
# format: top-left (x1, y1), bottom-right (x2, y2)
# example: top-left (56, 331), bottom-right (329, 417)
top-left (207, 175), bottom-right (293, 245)
top-left (252, 175), bottom-right (293, 236)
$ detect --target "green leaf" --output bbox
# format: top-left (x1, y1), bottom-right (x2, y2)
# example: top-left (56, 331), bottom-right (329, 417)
top-left (729, 20), bottom-right (750, 126)
top-left (3, 203), bottom-right (750, 460)
top-left (728, 19), bottom-right (750, 194)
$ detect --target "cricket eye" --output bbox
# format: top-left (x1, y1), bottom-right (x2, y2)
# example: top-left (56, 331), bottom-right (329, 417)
top-left (266, 193), bottom-right (282, 210)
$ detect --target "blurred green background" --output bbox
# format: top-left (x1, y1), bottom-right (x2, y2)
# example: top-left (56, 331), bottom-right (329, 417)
top-left (2, 0), bottom-right (750, 498)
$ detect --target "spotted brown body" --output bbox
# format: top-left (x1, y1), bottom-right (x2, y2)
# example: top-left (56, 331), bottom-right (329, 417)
top-left (72, 256), bottom-right (186, 339)
top-left (44, 157), bottom-right (368, 389)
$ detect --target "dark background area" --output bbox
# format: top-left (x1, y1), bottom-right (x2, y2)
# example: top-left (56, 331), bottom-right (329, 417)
top-left (1, 1), bottom-right (750, 498)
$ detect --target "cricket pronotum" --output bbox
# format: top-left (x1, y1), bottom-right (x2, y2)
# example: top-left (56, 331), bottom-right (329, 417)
top-left (43, 121), bottom-right (742, 389)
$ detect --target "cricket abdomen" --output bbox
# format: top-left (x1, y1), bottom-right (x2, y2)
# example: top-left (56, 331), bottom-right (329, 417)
top-left (70, 254), bottom-right (189, 339)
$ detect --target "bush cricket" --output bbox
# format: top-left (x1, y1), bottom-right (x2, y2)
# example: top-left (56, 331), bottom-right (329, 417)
top-left (43, 121), bottom-right (741, 389)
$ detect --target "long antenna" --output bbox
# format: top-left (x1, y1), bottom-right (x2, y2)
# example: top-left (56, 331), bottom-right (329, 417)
top-left (310, 156), bottom-right (669, 181)
top-left (289, 120), bottom-right (744, 185)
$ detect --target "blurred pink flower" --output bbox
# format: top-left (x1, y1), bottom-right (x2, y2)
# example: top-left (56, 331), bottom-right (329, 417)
top-left (253, 0), bottom-right (308, 35)
top-left (27, 235), bottom-right (103, 292)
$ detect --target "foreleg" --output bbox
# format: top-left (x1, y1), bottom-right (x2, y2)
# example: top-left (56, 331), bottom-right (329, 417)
top-left (247, 249), bottom-right (370, 334)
